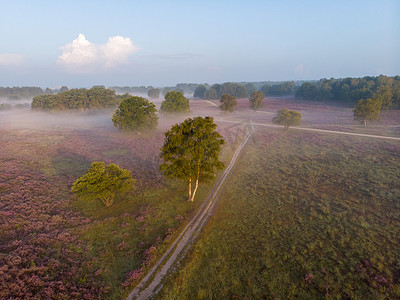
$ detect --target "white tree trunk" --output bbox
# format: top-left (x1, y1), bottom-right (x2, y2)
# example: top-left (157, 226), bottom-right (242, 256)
top-left (188, 178), bottom-right (192, 201)
top-left (190, 178), bottom-right (199, 202)
top-left (190, 160), bottom-right (200, 202)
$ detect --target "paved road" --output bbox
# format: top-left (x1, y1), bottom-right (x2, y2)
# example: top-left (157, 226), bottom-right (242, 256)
top-left (126, 123), bottom-right (254, 300)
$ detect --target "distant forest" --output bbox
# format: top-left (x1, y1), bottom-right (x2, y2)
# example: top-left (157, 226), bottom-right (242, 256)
top-left (295, 75), bottom-right (400, 108)
top-left (2, 75), bottom-right (399, 110)
top-left (0, 86), bottom-right (70, 100)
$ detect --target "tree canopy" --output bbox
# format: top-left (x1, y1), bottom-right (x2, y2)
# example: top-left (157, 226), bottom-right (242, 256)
top-left (72, 162), bottom-right (135, 207)
top-left (148, 88), bottom-right (161, 99)
top-left (353, 98), bottom-right (381, 127)
top-left (220, 94), bottom-right (237, 113)
top-left (193, 85), bottom-right (207, 98)
top-left (249, 91), bottom-right (264, 111)
top-left (160, 91), bottom-right (190, 113)
top-left (261, 81), bottom-right (296, 96)
top-left (272, 108), bottom-right (302, 129)
top-left (0, 86), bottom-right (44, 100)
top-left (160, 116), bottom-right (225, 201)
top-left (31, 86), bottom-right (126, 111)
top-left (112, 96), bottom-right (158, 131)
top-left (295, 75), bottom-right (400, 109)
top-left (203, 82), bottom-right (249, 99)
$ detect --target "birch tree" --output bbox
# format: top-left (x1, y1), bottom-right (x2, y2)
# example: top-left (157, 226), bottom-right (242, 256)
top-left (160, 116), bottom-right (225, 201)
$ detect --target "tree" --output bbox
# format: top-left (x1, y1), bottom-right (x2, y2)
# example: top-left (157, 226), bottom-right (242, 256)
top-left (244, 83), bottom-right (256, 96)
top-left (272, 108), bottom-right (302, 129)
top-left (160, 116), bottom-right (225, 202)
top-left (72, 162), bottom-right (135, 207)
top-left (112, 96), bottom-right (158, 131)
top-left (249, 91), bottom-right (264, 111)
top-left (220, 94), bottom-right (237, 113)
top-left (353, 98), bottom-right (381, 127)
top-left (60, 86), bottom-right (69, 93)
top-left (193, 85), bottom-right (207, 98)
top-left (374, 85), bottom-right (393, 111)
top-left (160, 91), bottom-right (190, 113)
top-left (148, 88), bottom-right (160, 99)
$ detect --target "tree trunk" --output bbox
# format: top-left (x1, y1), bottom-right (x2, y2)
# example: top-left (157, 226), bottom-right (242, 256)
top-left (101, 193), bottom-right (115, 207)
top-left (364, 119), bottom-right (367, 127)
top-left (188, 178), bottom-right (192, 201)
top-left (190, 160), bottom-right (201, 202)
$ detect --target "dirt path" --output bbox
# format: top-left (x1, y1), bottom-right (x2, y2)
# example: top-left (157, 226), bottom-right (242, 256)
top-left (216, 119), bottom-right (400, 141)
top-left (126, 123), bottom-right (254, 300)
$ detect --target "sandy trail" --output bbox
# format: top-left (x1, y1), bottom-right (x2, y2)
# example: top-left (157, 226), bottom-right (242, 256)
top-left (216, 119), bottom-right (400, 141)
top-left (126, 122), bottom-right (254, 300)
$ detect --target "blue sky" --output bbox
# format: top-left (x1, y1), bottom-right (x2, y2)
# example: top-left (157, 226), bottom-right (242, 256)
top-left (0, 0), bottom-right (399, 88)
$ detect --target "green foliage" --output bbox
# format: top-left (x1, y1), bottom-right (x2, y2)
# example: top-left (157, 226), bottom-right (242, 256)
top-left (272, 108), bottom-right (302, 129)
top-left (31, 86), bottom-right (123, 111)
top-left (204, 82), bottom-right (249, 99)
top-left (353, 98), bottom-right (381, 127)
top-left (160, 116), bottom-right (225, 201)
top-left (244, 83), bottom-right (256, 95)
top-left (72, 162), bottom-right (135, 207)
top-left (261, 81), bottom-right (296, 96)
top-left (219, 94), bottom-right (237, 113)
top-left (160, 91), bottom-right (190, 113)
top-left (0, 86), bottom-right (43, 99)
top-left (296, 75), bottom-right (400, 108)
top-left (249, 91), bottom-right (264, 111)
top-left (147, 88), bottom-right (161, 99)
top-left (112, 96), bottom-right (158, 131)
top-left (193, 85), bottom-right (207, 98)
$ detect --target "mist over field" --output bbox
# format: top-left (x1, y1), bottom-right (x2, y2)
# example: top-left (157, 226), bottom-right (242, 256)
top-left (1, 0), bottom-right (399, 298)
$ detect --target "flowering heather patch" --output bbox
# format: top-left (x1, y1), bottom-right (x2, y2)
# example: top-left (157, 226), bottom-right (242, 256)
top-left (0, 109), bottom-right (217, 299)
top-left (0, 159), bottom-right (107, 299)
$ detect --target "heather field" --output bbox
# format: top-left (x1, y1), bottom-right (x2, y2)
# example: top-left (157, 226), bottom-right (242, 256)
top-left (1, 97), bottom-right (399, 299)
top-left (159, 129), bottom-right (400, 299)
top-left (0, 108), bottom-right (243, 299)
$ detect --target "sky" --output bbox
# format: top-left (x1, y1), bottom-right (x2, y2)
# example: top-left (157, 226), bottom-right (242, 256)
top-left (0, 0), bottom-right (399, 88)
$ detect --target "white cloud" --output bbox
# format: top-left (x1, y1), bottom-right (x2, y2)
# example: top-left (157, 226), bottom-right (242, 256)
top-left (0, 53), bottom-right (26, 66)
top-left (57, 34), bottom-right (138, 72)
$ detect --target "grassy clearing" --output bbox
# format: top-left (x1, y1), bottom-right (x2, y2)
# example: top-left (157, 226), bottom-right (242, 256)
top-left (159, 129), bottom-right (400, 299)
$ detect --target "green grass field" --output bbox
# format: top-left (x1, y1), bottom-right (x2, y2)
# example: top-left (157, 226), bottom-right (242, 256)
top-left (159, 128), bottom-right (400, 299)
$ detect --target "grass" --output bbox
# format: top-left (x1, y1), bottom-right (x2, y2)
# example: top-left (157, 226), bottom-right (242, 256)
top-left (158, 128), bottom-right (400, 299)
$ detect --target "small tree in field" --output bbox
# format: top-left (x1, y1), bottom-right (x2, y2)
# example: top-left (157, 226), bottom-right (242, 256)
top-left (353, 98), bottom-right (381, 127)
top-left (72, 162), bottom-right (135, 207)
top-left (160, 91), bottom-right (190, 113)
top-left (272, 108), bottom-right (302, 129)
top-left (160, 116), bottom-right (225, 202)
top-left (220, 94), bottom-right (237, 113)
top-left (112, 96), bottom-right (158, 131)
top-left (249, 91), bottom-right (264, 111)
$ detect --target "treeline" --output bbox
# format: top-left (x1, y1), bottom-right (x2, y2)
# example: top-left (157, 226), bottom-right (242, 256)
top-left (31, 86), bottom-right (127, 111)
top-left (110, 83), bottom-right (200, 96)
top-left (295, 75), bottom-right (400, 108)
top-left (0, 86), bottom-right (44, 99)
top-left (194, 81), bottom-right (297, 99)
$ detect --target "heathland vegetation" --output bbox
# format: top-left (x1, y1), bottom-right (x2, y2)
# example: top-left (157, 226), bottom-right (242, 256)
top-left (159, 130), bottom-right (400, 299)
top-left (1, 75), bottom-right (399, 299)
